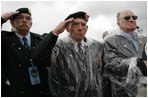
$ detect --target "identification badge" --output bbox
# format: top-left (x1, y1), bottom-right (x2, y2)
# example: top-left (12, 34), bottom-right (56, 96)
top-left (28, 66), bottom-right (40, 85)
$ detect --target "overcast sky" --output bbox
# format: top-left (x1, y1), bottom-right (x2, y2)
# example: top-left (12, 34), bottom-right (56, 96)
top-left (1, 1), bottom-right (147, 41)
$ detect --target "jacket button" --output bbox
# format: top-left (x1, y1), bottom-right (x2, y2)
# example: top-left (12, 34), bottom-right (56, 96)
top-left (30, 59), bottom-right (32, 62)
top-left (69, 86), bottom-right (75, 91)
top-left (124, 45), bottom-right (127, 47)
top-left (33, 46), bottom-right (35, 50)
top-left (20, 90), bottom-right (24, 94)
top-left (18, 47), bottom-right (21, 50)
top-left (40, 91), bottom-right (43, 94)
top-left (18, 64), bottom-right (22, 67)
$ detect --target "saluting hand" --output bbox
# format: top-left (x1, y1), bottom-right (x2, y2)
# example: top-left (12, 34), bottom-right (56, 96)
top-left (1, 11), bottom-right (19, 22)
top-left (52, 17), bottom-right (74, 35)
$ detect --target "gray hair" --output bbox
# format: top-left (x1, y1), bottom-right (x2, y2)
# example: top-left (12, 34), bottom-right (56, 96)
top-left (116, 11), bottom-right (121, 21)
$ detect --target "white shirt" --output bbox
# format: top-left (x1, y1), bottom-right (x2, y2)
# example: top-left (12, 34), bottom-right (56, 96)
top-left (68, 36), bottom-right (86, 53)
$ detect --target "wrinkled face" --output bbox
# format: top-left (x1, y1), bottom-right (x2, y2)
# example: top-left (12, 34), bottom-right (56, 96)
top-left (118, 10), bottom-right (137, 32)
top-left (69, 18), bottom-right (88, 42)
top-left (11, 13), bottom-right (32, 34)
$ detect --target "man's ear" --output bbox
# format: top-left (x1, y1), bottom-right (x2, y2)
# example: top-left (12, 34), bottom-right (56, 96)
top-left (10, 19), bottom-right (15, 28)
top-left (66, 23), bottom-right (71, 32)
top-left (66, 27), bottom-right (69, 32)
top-left (86, 25), bottom-right (88, 32)
top-left (30, 21), bottom-right (33, 27)
top-left (117, 21), bottom-right (120, 26)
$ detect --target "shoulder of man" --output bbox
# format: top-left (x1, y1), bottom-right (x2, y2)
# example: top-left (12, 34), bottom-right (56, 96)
top-left (86, 37), bottom-right (103, 45)
top-left (30, 32), bottom-right (43, 40)
top-left (138, 36), bottom-right (147, 44)
top-left (105, 34), bottom-right (123, 43)
top-left (92, 39), bottom-right (103, 46)
top-left (1, 30), bottom-right (15, 37)
top-left (56, 39), bottom-right (66, 47)
top-left (85, 38), bottom-right (104, 52)
top-left (103, 35), bottom-right (125, 49)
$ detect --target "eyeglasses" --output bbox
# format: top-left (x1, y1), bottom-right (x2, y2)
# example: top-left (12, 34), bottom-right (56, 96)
top-left (15, 15), bottom-right (32, 21)
top-left (124, 15), bottom-right (138, 20)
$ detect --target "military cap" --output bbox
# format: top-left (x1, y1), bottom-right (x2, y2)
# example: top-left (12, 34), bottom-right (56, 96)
top-left (65, 11), bottom-right (89, 22)
top-left (12, 8), bottom-right (31, 19)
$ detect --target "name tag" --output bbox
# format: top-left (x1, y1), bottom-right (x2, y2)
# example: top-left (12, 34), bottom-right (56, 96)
top-left (28, 66), bottom-right (40, 85)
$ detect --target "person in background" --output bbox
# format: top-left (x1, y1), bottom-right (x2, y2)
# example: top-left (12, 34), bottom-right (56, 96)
top-left (103, 10), bottom-right (147, 97)
top-left (34, 11), bottom-right (104, 97)
top-left (102, 31), bottom-right (112, 43)
top-left (102, 31), bottom-right (109, 39)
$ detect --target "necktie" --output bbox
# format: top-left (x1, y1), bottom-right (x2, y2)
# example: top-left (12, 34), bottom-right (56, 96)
top-left (130, 36), bottom-right (138, 52)
top-left (22, 37), bottom-right (31, 57)
top-left (77, 43), bottom-right (83, 55)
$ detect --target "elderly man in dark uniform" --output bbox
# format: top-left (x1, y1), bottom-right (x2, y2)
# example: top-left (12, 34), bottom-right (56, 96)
top-left (34, 11), bottom-right (104, 97)
top-left (103, 10), bottom-right (147, 97)
top-left (1, 8), bottom-right (60, 97)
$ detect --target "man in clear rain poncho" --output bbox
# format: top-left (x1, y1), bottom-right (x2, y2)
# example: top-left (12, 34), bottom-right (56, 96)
top-left (103, 10), bottom-right (147, 97)
top-left (34, 11), bottom-right (104, 96)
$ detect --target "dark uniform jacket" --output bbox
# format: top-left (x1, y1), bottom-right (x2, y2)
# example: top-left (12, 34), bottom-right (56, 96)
top-left (1, 18), bottom-right (48, 97)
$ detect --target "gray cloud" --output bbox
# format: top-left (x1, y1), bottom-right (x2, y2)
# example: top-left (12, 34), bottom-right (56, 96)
top-left (1, 1), bottom-right (147, 41)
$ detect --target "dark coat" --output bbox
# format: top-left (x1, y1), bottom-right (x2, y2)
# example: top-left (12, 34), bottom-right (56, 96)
top-left (1, 18), bottom-right (48, 96)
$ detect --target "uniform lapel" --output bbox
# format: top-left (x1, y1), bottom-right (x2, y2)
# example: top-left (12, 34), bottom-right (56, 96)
top-left (30, 33), bottom-right (37, 57)
top-left (136, 38), bottom-right (145, 57)
top-left (8, 33), bottom-right (26, 63)
top-left (117, 35), bottom-right (137, 57)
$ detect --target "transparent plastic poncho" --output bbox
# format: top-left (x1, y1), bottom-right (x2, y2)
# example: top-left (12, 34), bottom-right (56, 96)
top-left (103, 31), bottom-right (147, 97)
top-left (48, 35), bottom-right (104, 97)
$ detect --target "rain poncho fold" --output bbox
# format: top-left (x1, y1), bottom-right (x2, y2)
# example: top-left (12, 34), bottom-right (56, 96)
top-left (47, 36), bottom-right (104, 97)
top-left (104, 33), bottom-right (147, 97)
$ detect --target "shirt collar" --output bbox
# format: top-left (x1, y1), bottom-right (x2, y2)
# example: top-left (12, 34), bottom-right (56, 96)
top-left (120, 31), bottom-right (137, 40)
top-left (68, 35), bottom-right (86, 46)
top-left (15, 32), bottom-right (31, 41)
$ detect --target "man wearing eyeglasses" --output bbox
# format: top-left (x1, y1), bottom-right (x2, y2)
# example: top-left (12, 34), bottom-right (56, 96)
top-left (1, 8), bottom-right (52, 97)
top-left (103, 10), bottom-right (147, 97)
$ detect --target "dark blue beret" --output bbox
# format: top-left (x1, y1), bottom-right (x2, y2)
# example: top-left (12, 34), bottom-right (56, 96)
top-left (12, 8), bottom-right (31, 19)
top-left (65, 11), bottom-right (89, 22)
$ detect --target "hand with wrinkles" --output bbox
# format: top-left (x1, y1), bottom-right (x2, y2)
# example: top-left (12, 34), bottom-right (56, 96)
top-left (1, 11), bottom-right (19, 21)
top-left (52, 17), bottom-right (74, 35)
